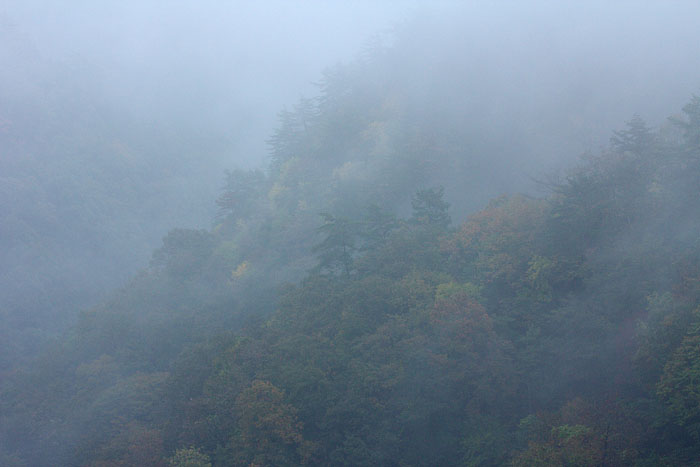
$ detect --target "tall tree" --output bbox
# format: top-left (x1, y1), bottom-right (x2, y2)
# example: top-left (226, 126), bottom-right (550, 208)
top-left (360, 203), bottom-right (398, 251)
top-left (410, 186), bottom-right (451, 229)
top-left (610, 114), bottom-right (654, 155)
top-left (215, 169), bottom-right (266, 224)
top-left (312, 213), bottom-right (359, 276)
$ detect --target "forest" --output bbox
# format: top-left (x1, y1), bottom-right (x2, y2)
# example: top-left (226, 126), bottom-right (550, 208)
top-left (3, 3), bottom-right (700, 466)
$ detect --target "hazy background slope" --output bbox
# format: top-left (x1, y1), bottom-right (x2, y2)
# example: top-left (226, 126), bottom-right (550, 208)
top-left (1, 0), bottom-right (700, 371)
top-left (0, 1), bottom-right (409, 372)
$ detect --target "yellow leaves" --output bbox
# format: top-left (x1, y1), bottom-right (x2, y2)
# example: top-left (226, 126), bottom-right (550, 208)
top-left (268, 157), bottom-right (300, 203)
top-left (231, 261), bottom-right (250, 279)
top-left (435, 281), bottom-right (481, 302)
top-left (268, 182), bottom-right (287, 202)
top-left (647, 180), bottom-right (663, 196)
top-left (525, 255), bottom-right (555, 302)
top-left (167, 446), bottom-right (212, 467)
top-left (332, 160), bottom-right (370, 182)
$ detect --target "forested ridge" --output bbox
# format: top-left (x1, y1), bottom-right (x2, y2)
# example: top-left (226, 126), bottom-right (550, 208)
top-left (4, 36), bottom-right (700, 467)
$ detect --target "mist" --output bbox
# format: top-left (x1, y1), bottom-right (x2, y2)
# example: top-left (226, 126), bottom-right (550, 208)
top-left (2, 1), bottom-right (700, 465)
top-left (0, 1), bottom-right (412, 367)
top-left (3, 1), bottom-right (411, 164)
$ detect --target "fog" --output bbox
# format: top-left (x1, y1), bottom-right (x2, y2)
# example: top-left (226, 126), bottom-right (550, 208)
top-left (3, 1), bottom-right (410, 166)
top-left (2, 0), bottom-right (699, 389)
top-left (2, 1), bottom-right (700, 465)
top-left (0, 1), bottom-right (413, 369)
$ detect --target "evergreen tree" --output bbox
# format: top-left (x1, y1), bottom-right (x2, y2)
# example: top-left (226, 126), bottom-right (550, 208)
top-left (215, 169), bottom-right (266, 224)
top-left (410, 186), bottom-right (451, 229)
top-left (312, 213), bottom-right (359, 276)
top-left (360, 203), bottom-right (398, 251)
top-left (610, 114), bottom-right (654, 155)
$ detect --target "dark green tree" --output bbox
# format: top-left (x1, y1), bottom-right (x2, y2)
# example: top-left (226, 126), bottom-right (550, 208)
top-left (267, 98), bottom-right (319, 172)
top-left (610, 114), bottom-right (654, 155)
top-left (215, 169), bottom-right (266, 224)
top-left (671, 94), bottom-right (700, 150)
top-left (410, 186), bottom-right (451, 229)
top-left (150, 229), bottom-right (216, 279)
top-left (312, 213), bottom-right (359, 276)
top-left (360, 203), bottom-right (398, 251)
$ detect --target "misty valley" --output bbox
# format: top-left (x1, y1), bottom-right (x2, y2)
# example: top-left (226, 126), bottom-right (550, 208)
top-left (2, 3), bottom-right (700, 466)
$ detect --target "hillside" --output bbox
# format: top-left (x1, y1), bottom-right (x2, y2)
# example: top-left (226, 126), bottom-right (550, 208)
top-left (3, 13), bottom-right (700, 466)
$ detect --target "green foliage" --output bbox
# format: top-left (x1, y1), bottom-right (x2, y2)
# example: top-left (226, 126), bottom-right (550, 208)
top-left (360, 203), bottom-right (398, 251)
top-left (215, 169), bottom-right (266, 226)
top-left (656, 316), bottom-right (700, 440)
top-left (268, 98), bottom-right (320, 172)
top-left (151, 229), bottom-right (216, 279)
top-left (513, 398), bottom-right (643, 467)
top-left (634, 293), bottom-right (693, 383)
top-left (461, 416), bottom-right (511, 466)
top-left (671, 94), bottom-right (700, 150)
top-left (168, 447), bottom-right (212, 467)
top-left (224, 380), bottom-right (315, 466)
top-left (312, 213), bottom-right (360, 276)
top-left (435, 281), bottom-right (481, 302)
top-left (410, 186), bottom-right (451, 229)
top-left (611, 114), bottom-right (655, 155)
top-left (525, 255), bottom-right (555, 301)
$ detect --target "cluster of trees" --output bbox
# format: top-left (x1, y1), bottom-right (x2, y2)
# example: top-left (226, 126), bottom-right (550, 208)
top-left (3, 28), bottom-right (700, 465)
